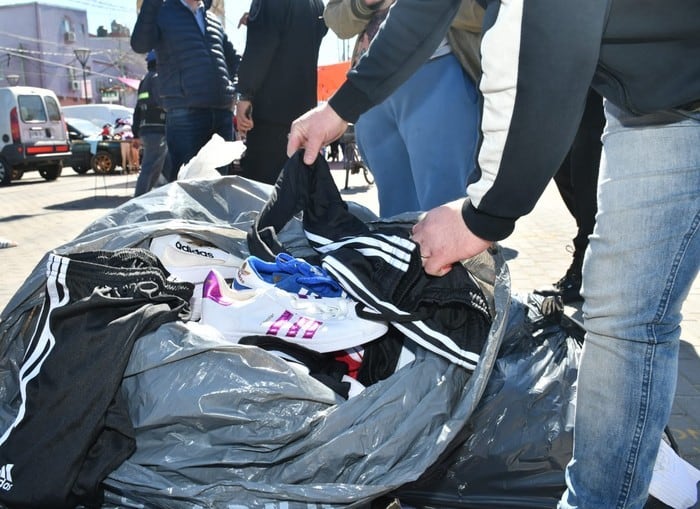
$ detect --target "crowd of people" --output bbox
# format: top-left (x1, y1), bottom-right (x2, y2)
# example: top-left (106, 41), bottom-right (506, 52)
top-left (125, 1), bottom-right (699, 508)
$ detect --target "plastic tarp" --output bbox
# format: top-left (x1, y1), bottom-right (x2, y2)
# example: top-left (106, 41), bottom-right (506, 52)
top-left (0, 175), bottom-right (512, 508)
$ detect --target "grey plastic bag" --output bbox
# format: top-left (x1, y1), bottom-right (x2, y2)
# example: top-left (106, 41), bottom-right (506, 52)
top-left (395, 293), bottom-right (581, 508)
top-left (0, 176), bottom-right (510, 508)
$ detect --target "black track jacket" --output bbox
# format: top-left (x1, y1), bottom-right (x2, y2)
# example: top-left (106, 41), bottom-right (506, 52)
top-left (236, 0), bottom-right (327, 126)
top-left (329, 0), bottom-right (700, 242)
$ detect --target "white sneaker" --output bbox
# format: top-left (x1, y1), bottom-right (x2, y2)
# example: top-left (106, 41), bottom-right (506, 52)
top-left (149, 234), bottom-right (243, 321)
top-left (149, 233), bottom-right (242, 283)
top-left (0, 237), bottom-right (17, 249)
top-left (200, 269), bottom-right (389, 353)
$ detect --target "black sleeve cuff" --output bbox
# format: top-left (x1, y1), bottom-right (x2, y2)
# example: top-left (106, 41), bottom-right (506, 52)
top-left (328, 80), bottom-right (375, 124)
top-left (461, 198), bottom-right (516, 242)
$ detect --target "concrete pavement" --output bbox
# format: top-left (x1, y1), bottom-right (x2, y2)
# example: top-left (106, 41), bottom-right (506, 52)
top-left (1, 165), bottom-right (699, 485)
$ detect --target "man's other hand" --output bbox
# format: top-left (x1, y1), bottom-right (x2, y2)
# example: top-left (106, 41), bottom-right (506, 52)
top-left (411, 199), bottom-right (492, 276)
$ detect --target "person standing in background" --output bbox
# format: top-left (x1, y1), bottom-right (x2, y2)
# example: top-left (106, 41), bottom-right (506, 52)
top-left (235, 0), bottom-right (327, 185)
top-left (325, 0), bottom-right (483, 217)
top-left (131, 0), bottom-right (241, 180)
top-left (538, 89), bottom-right (605, 304)
top-left (133, 50), bottom-right (170, 197)
top-left (113, 118), bottom-right (140, 173)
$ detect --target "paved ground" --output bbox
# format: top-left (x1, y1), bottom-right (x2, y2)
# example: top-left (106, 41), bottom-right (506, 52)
top-left (1, 165), bottom-right (698, 493)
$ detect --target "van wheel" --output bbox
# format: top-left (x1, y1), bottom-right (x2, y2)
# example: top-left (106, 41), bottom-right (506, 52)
top-left (39, 165), bottom-right (62, 181)
top-left (0, 158), bottom-right (11, 186)
top-left (92, 151), bottom-right (116, 174)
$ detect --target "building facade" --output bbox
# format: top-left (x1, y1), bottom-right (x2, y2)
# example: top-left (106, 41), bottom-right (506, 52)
top-left (0, 2), bottom-right (145, 107)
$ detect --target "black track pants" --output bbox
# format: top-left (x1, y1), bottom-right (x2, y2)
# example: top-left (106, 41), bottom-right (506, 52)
top-left (0, 249), bottom-right (192, 508)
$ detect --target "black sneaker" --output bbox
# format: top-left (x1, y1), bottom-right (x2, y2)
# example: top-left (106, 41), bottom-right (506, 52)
top-left (553, 267), bottom-right (583, 304)
top-left (534, 249), bottom-right (584, 304)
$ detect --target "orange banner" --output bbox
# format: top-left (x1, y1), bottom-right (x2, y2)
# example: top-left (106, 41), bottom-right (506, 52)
top-left (317, 61), bottom-right (351, 102)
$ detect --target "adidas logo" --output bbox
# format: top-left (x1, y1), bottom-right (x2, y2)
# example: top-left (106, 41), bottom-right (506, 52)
top-left (235, 261), bottom-right (252, 285)
top-left (174, 240), bottom-right (215, 259)
top-left (0, 463), bottom-right (14, 491)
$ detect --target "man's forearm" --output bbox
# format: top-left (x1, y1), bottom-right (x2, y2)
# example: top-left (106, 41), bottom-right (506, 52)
top-left (131, 0), bottom-right (162, 53)
top-left (324, 0), bottom-right (392, 38)
top-left (329, 0), bottom-right (461, 122)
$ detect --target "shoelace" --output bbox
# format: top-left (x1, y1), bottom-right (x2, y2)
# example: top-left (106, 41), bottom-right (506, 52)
top-left (288, 292), bottom-right (350, 320)
top-left (275, 253), bottom-right (344, 294)
top-left (276, 253), bottom-right (325, 277)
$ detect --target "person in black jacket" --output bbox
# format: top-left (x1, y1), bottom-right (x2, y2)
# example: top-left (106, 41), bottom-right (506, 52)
top-left (235, 0), bottom-right (327, 185)
top-left (286, 1), bottom-right (700, 508)
top-left (133, 50), bottom-right (170, 196)
top-left (131, 0), bottom-right (241, 177)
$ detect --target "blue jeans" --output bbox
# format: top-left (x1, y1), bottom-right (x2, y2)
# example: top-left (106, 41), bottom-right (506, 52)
top-left (354, 53), bottom-right (479, 217)
top-left (134, 132), bottom-right (169, 197)
top-left (559, 102), bottom-right (700, 508)
top-left (165, 107), bottom-right (234, 180)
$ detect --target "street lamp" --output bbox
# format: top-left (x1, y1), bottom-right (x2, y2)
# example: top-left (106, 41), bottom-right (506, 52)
top-left (73, 47), bottom-right (91, 104)
top-left (6, 74), bottom-right (20, 86)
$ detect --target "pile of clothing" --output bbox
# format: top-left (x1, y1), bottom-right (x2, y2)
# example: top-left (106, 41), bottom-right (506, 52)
top-left (0, 154), bottom-right (609, 509)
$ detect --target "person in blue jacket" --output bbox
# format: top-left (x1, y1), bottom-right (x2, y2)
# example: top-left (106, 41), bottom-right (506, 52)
top-left (287, 1), bottom-right (700, 507)
top-left (131, 0), bottom-right (241, 177)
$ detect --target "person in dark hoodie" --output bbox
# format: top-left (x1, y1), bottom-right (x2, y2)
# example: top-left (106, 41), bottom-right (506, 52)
top-left (131, 0), bottom-right (241, 178)
top-left (235, 0), bottom-right (327, 185)
top-left (538, 88), bottom-right (605, 304)
top-left (286, 1), bottom-right (700, 508)
top-left (132, 50), bottom-right (170, 196)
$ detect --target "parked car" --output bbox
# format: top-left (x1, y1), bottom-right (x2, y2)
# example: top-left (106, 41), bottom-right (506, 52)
top-left (62, 104), bottom-right (133, 130)
top-left (65, 117), bottom-right (124, 174)
top-left (0, 86), bottom-right (71, 186)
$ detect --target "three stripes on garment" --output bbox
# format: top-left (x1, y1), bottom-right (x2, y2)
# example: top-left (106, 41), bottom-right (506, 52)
top-left (307, 229), bottom-right (481, 371)
top-left (0, 254), bottom-right (67, 447)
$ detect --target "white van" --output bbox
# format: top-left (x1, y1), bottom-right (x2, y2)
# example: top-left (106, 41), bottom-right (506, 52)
top-left (0, 86), bottom-right (71, 186)
top-left (62, 104), bottom-right (133, 130)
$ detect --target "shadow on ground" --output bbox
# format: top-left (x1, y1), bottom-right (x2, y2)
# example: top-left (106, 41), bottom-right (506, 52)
top-left (46, 195), bottom-right (131, 211)
top-left (0, 215), bottom-right (33, 223)
top-left (341, 185), bottom-right (373, 196)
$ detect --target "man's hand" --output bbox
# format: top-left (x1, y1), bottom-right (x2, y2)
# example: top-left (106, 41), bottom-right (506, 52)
top-left (131, 138), bottom-right (141, 150)
top-left (235, 99), bottom-right (254, 135)
top-left (287, 103), bottom-right (348, 165)
top-left (410, 199), bottom-right (492, 276)
top-left (238, 12), bottom-right (249, 28)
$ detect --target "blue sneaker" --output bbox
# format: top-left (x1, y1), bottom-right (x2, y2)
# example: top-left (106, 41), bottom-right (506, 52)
top-left (233, 253), bottom-right (345, 298)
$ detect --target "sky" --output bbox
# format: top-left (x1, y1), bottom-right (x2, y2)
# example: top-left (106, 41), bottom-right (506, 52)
top-left (0, 0), bottom-right (349, 65)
